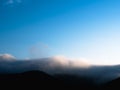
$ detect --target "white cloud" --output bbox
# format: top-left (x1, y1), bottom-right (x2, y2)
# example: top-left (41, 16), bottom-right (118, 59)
top-left (0, 54), bottom-right (120, 84)
top-left (50, 55), bottom-right (90, 68)
top-left (0, 54), bottom-right (16, 60)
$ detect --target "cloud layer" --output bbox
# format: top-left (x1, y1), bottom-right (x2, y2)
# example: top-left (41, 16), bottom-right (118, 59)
top-left (0, 54), bottom-right (15, 60)
top-left (0, 54), bottom-right (120, 84)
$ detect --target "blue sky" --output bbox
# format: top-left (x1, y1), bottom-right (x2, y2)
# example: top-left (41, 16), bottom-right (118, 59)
top-left (1, 0), bottom-right (120, 64)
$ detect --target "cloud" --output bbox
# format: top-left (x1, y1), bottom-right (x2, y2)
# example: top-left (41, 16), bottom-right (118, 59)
top-left (0, 54), bottom-right (120, 84)
top-left (0, 54), bottom-right (16, 61)
top-left (50, 55), bottom-right (90, 68)
top-left (5, 0), bottom-right (22, 5)
top-left (29, 42), bottom-right (50, 59)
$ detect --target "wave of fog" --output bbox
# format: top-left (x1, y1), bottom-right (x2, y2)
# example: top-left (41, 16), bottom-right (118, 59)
top-left (0, 54), bottom-right (16, 60)
top-left (0, 54), bottom-right (120, 84)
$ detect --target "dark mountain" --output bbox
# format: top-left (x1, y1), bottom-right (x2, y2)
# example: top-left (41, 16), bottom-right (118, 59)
top-left (0, 70), bottom-right (119, 90)
top-left (101, 77), bottom-right (120, 90)
top-left (0, 70), bottom-right (61, 90)
top-left (54, 74), bottom-right (98, 90)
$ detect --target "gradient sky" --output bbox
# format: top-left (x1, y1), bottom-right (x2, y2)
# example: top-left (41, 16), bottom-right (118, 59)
top-left (1, 0), bottom-right (120, 64)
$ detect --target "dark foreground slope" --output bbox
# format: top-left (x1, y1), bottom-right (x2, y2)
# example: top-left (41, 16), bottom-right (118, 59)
top-left (0, 71), bottom-right (61, 90)
top-left (0, 70), bottom-right (119, 90)
top-left (0, 70), bottom-right (97, 90)
top-left (101, 77), bottom-right (120, 90)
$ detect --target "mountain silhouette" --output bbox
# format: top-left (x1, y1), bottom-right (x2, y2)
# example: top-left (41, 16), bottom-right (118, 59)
top-left (0, 70), bottom-right (119, 90)
top-left (0, 70), bottom-right (61, 89)
top-left (101, 77), bottom-right (120, 90)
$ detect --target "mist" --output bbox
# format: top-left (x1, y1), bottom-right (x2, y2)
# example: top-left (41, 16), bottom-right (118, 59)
top-left (0, 54), bottom-right (120, 84)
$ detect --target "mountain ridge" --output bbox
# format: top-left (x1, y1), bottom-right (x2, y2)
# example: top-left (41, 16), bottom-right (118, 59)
top-left (0, 70), bottom-right (119, 90)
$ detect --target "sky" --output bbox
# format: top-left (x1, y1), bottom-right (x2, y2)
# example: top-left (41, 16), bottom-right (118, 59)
top-left (0, 0), bottom-right (120, 65)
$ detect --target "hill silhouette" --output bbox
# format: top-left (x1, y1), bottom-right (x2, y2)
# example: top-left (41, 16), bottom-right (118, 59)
top-left (0, 70), bottom-right (119, 90)
top-left (101, 77), bottom-right (120, 90)
top-left (0, 70), bottom-right (61, 89)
